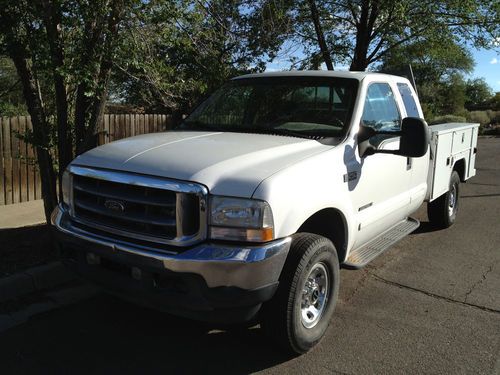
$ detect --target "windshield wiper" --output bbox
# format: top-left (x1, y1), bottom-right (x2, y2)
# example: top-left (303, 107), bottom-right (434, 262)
top-left (179, 123), bottom-right (314, 139)
top-left (213, 126), bottom-right (306, 139)
top-left (263, 128), bottom-right (313, 139)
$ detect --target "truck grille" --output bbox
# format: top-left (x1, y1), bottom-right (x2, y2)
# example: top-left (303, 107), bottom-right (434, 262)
top-left (68, 166), bottom-right (207, 248)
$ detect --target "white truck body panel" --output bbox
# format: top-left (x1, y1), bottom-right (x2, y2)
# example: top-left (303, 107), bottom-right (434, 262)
top-left (69, 71), bottom-right (479, 262)
top-left (427, 123), bottom-right (480, 201)
top-left (73, 131), bottom-right (331, 198)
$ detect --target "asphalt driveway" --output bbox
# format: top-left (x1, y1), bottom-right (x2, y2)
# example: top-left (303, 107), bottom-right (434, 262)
top-left (0, 137), bottom-right (498, 374)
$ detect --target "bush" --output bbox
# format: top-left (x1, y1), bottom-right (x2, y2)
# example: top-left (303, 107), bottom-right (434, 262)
top-left (483, 125), bottom-right (500, 136)
top-left (466, 110), bottom-right (490, 125)
top-left (0, 102), bottom-right (28, 117)
top-left (429, 114), bottom-right (466, 125)
top-left (486, 110), bottom-right (500, 125)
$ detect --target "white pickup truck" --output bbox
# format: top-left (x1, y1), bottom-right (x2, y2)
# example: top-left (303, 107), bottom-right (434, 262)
top-left (52, 71), bottom-right (479, 354)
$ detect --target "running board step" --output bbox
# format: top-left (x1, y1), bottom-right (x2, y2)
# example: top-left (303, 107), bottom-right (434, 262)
top-left (344, 218), bottom-right (420, 269)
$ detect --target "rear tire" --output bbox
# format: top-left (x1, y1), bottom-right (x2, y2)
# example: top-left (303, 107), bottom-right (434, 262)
top-left (428, 171), bottom-right (460, 228)
top-left (260, 233), bottom-right (339, 354)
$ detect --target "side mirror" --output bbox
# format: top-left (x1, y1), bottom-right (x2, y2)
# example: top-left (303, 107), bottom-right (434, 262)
top-left (360, 117), bottom-right (429, 158)
top-left (398, 117), bottom-right (430, 157)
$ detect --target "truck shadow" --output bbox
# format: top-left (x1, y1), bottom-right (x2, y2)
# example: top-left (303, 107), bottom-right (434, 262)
top-left (343, 143), bottom-right (364, 191)
top-left (0, 293), bottom-right (295, 374)
top-left (461, 193), bottom-right (500, 198)
top-left (411, 221), bottom-right (443, 234)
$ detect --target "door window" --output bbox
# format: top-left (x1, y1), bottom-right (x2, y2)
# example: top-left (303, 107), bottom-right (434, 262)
top-left (362, 83), bottom-right (401, 131)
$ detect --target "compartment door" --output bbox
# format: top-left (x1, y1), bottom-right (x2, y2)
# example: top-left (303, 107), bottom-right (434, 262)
top-left (467, 127), bottom-right (478, 178)
top-left (430, 133), bottom-right (453, 200)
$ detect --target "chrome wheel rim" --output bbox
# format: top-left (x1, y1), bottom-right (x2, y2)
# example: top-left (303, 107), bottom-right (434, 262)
top-left (448, 184), bottom-right (457, 217)
top-left (301, 263), bottom-right (329, 329)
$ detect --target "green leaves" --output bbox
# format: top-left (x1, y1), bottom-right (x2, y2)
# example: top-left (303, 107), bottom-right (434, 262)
top-left (288, 0), bottom-right (499, 71)
top-left (113, 0), bottom-right (288, 113)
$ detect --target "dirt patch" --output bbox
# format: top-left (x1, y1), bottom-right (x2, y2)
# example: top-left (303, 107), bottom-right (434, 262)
top-left (0, 224), bottom-right (57, 277)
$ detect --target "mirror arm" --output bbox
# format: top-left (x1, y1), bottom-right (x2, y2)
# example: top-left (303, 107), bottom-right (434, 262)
top-left (374, 130), bottom-right (402, 136)
top-left (371, 149), bottom-right (402, 156)
top-left (363, 148), bottom-right (400, 157)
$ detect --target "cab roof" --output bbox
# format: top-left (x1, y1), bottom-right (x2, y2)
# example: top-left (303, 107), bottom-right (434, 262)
top-left (233, 70), bottom-right (406, 83)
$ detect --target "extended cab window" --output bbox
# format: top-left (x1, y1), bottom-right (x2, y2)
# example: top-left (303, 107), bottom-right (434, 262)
top-left (362, 83), bottom-right (400, 131)
top-left (397, 83), bottom-right (419, 118)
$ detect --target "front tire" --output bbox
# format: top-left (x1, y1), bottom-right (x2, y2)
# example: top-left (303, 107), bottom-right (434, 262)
top-left (260, 233), bottom-right (340, 354)
top-left (428, 170), bottom-right (460, 228)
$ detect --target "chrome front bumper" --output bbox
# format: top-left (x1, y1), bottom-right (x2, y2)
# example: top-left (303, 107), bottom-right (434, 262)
top-left (52, 205), bottom-right (291, 290)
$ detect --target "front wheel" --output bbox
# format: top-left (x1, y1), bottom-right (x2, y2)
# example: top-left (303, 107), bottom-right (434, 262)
top-left (428, 170), bottom-right (460, 228)
top-left (260, 233), bottom-right (340, 354)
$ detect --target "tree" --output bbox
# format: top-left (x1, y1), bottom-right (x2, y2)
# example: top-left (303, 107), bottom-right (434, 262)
top-left (307, 0), bottom-right (333, 70)
top-left (0, 0), bottom-right (137, 221)
top-left (0, 1), bottom-right (59, 219)
top-left (113, 0), bottom-right (290, 115)
top-left (292, 0), bottom-right (500, 71)
top-left (0, 56), bottom-right (27, 116)
top-left (465, 78), bottom-right (493, 109)
top-left (378, 36), bottom-right (474, 119)
top-left (441, 73), bottom-right (467, 115)
top-left (379, 37), bottom-right (474, 83)
top-left (490, 92), bottom-right (500, 111)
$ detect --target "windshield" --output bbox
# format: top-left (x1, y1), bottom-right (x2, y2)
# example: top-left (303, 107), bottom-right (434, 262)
top-left (179, 76), bottom-right (359, 139)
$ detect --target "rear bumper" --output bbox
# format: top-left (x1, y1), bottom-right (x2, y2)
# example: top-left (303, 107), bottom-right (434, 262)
top-left (51, 205), bottom-right (291, 323)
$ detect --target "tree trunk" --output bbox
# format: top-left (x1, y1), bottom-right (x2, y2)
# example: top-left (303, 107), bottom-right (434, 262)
top-left (41, 0), bottom-right (72, 201)
top-left (350, 39), bottom-right (370, 71)
top-left (81, 46), bottom-right (115, 153)
top-left (307, 0), bottom-right (334, 71)
top-left (74, 84), bottom-right (91, 154)
top-left (10, 52), bottom-right (57, 223)
top-left (350, 0), bottom-right (379, 71)
top-left (76, 0), bottom-right (125, 154)
top-left (78, 84), bottom-right (107, 154)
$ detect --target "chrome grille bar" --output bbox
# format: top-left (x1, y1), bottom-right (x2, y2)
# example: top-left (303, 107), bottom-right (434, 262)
top-left (74, 200), bottom-right (176, 227)
top-left (73, 179), bottom-right (176, 207)
top-left (68, 165), bottom-right (208, 248)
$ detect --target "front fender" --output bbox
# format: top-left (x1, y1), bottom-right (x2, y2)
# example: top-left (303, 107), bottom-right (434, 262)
top-left (252, 148), bottom-right (357, 252)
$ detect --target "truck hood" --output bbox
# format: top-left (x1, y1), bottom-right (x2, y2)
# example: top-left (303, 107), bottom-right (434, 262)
top-left (72, 131), bottom-right (332, 197)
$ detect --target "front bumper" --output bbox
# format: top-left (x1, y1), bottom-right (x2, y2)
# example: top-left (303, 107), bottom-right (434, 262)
top-left (51, 205), bottom-right (291, 323)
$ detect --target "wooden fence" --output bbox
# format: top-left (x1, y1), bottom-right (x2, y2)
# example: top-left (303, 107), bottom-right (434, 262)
top-left (0, 114), bottom-right (171, 206)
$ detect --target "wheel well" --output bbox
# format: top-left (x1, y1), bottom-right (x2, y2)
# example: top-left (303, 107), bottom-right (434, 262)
top-left (453, 158), bottom-right (466, 182)
top-left (297, 208), bottom-right (348, 262)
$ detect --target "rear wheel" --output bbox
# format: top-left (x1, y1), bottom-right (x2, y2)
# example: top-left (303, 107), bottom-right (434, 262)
top-left (428, 171), bottom-right (460, 228)
top-left (260, 233), bottom-right (339, 354)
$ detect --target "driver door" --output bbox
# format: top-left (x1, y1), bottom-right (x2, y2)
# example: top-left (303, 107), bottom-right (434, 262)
top-left (347, 82), bottom-right (412, 249)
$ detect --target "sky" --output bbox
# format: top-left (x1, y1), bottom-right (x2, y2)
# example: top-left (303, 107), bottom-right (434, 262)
top-left (470, 48), bottom-right (500, 92)
top-left (266, 46), bottom-right (500, 93)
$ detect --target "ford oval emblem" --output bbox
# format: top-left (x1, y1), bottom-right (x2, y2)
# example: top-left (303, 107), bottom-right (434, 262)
top-left (104, 199), bottom-right (125, 213)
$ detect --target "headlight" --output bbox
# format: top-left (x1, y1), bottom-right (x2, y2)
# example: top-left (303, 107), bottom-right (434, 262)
top-left (61, 169), bottom-right (72, 208)
top-left (209, 196), bottom-right (274, 242)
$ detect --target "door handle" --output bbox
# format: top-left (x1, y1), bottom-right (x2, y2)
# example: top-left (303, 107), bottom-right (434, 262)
top-left (406, 157), bottom-right (412, 171)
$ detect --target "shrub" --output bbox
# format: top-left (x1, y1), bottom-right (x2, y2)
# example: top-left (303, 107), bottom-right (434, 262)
top-left (0, 102), bottom-right (27, 117)
top-left (483, 125), bottom-right (500, 136)
top-left (486, 110), bottom-right (500, 125)
top-left (466, 110), bottom-right (490, 125)
top-left (429, 114), bottom-right (466, 125)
